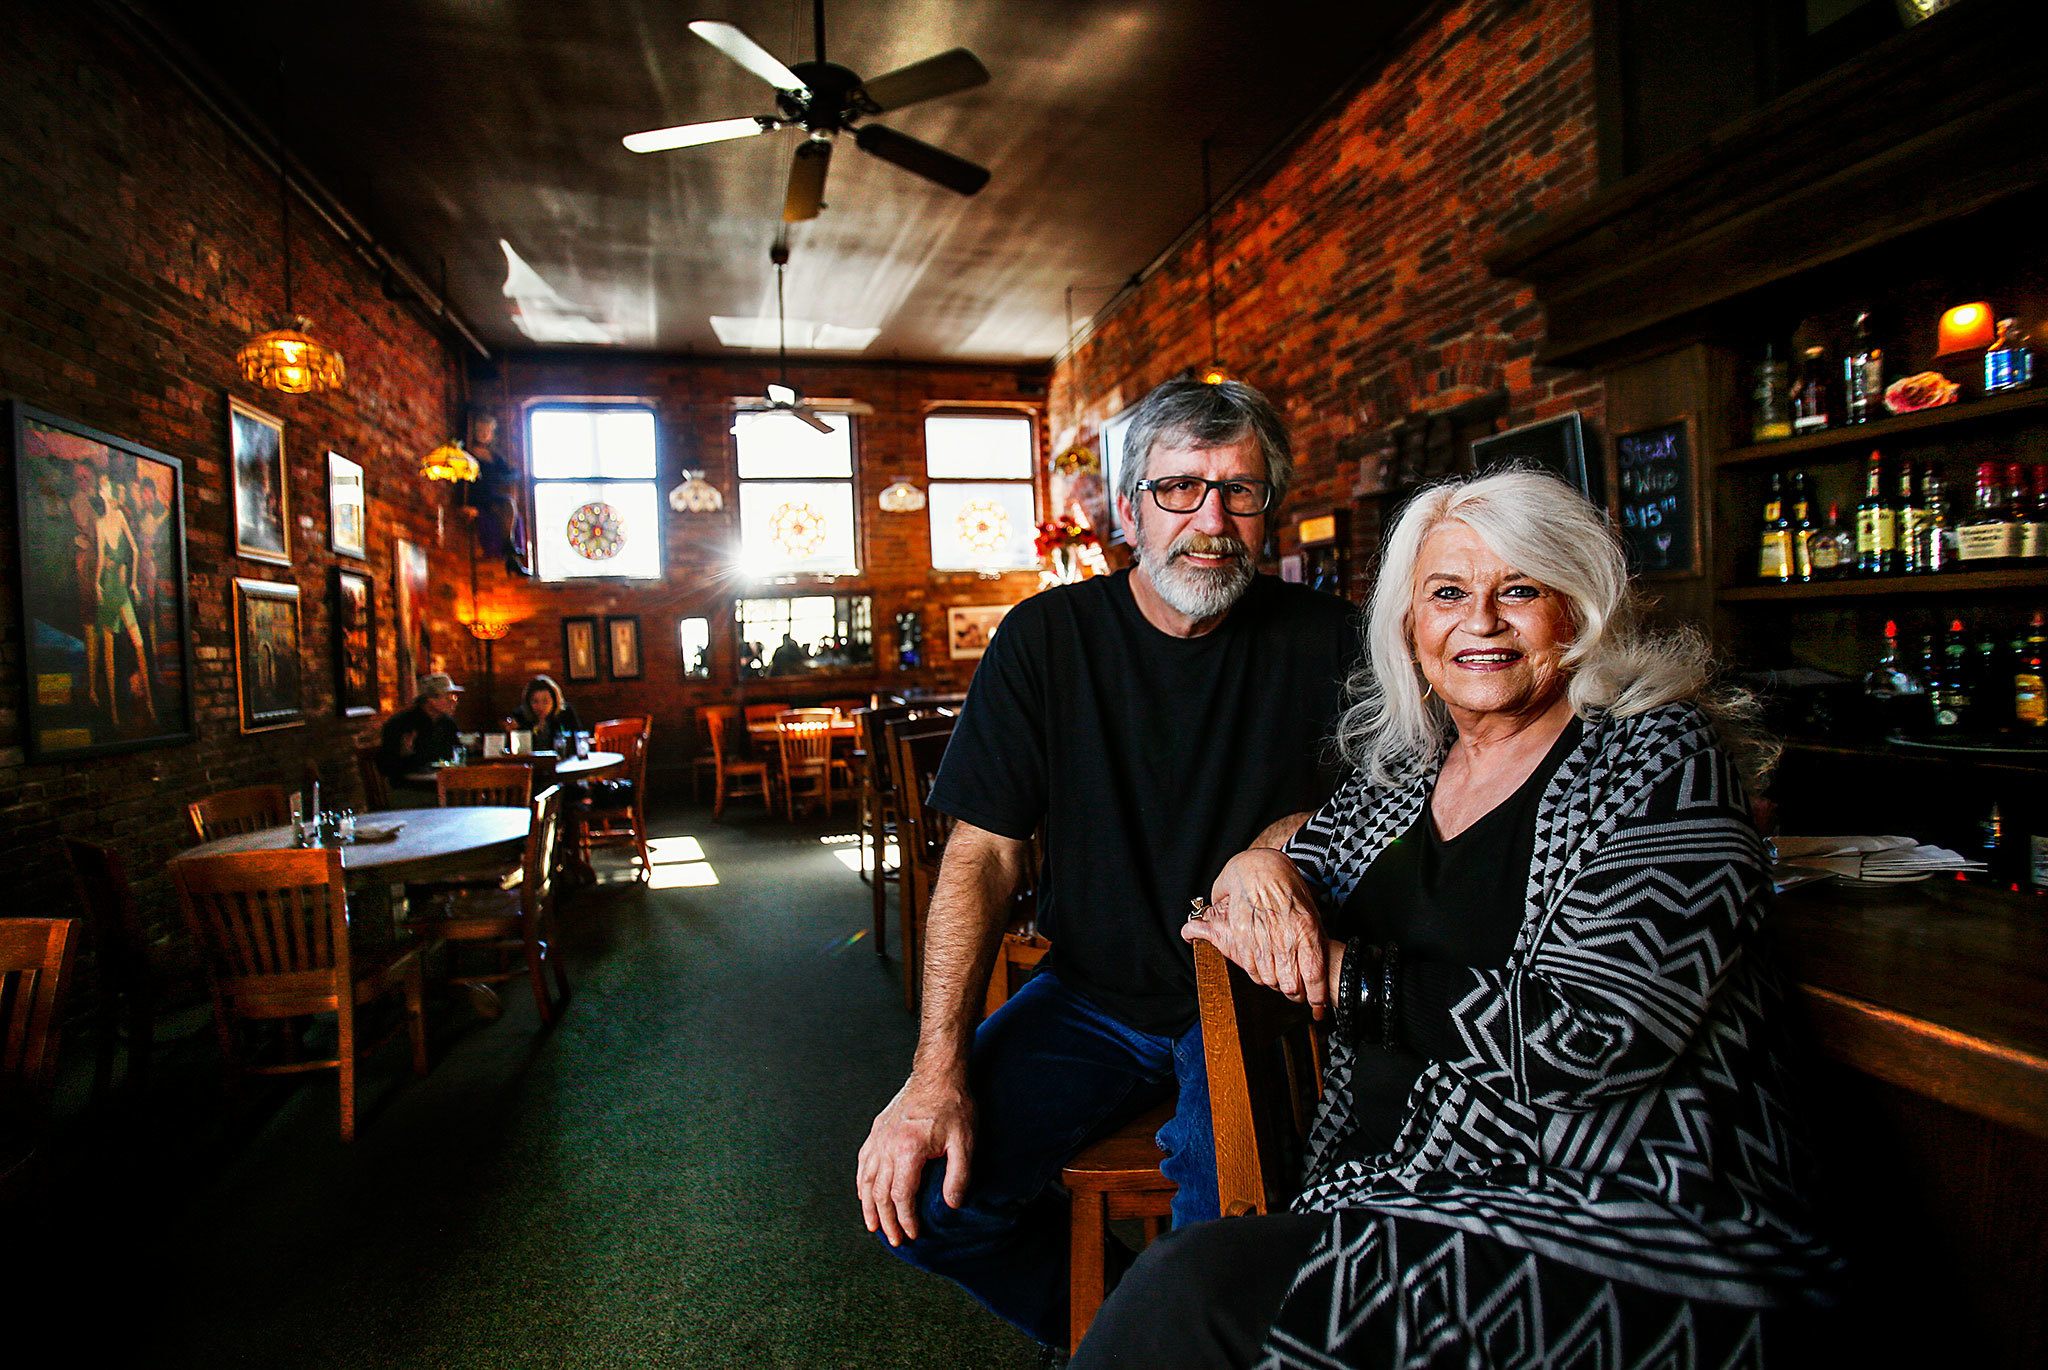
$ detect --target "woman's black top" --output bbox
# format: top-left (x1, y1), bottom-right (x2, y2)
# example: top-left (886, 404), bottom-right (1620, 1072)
top-left (514, 700), bottom-right (583, 753)
top-left (1329, 717), bottom-right (1582, 1161)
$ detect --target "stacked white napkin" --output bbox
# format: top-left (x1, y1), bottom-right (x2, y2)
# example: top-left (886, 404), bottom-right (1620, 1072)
top-left (1772, 834), bottom-right (1985, 886)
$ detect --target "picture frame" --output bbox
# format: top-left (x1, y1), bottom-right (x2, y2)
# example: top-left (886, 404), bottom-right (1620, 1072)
top-left (233, 577), bottom-right (304, 733)
top-left (606, 614), bottom-right (643, 680)
top-left (327, 451), bottom-right (367, 560)
top-left (1470, 411), bottom-right (1600, 504)
top-left (9, 399), bottom-right (196, 761)
top-left (229, 394), bottom-right (290, 564)
top-left (1099, 406), bottom-right (1137, 545)
top-left (563, 615), bottom-right (600, 682)
top-left (393, 538), bottom-right (431, 701)
top-left (332, 567), bottom-right (377, 717)
top-left (947, 604), bottom-right (1010, 661)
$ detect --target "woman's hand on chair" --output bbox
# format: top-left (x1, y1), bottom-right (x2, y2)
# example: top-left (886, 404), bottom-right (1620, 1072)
top-left (1191, 848), bottom-right (1328, 1017)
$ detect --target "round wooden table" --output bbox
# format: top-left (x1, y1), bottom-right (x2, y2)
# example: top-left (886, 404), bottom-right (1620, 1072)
top-left (175, 806), bottom-right (530, 887)
top-left (404, 750), bottom-right (624, 789)
top-left (551, 750), bottom-right (625, 782)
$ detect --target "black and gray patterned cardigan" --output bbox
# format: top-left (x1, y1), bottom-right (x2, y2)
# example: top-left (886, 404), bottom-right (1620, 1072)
top-left (1280, 702), bottom-right (1838, 1307)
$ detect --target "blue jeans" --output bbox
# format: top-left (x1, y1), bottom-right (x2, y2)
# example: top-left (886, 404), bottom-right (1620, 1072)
top-left (882, 970), bottom-right (1219, 1346)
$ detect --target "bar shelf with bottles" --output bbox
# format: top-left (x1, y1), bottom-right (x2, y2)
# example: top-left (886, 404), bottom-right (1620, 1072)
top-left (1717, 381), bottom-right (2048, 468)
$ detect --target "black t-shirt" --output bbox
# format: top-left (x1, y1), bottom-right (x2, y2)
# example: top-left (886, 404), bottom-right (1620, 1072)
top-left (1331, 717), bottom-right (1583, 1159)
top-left (928, 569), bottom-right (1358, 1035)
top-left (378, 703), bottom-right (459, 781)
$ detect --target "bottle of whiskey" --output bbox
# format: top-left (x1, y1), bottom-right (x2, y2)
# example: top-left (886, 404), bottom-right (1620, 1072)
top-left (1985, 318), bottom-right (2034, 394)
top-left (2015, 611), bottom-right (2048, 731)
top-left (1790, 472), bottom-right (1818, 583)
top-left (1810, 500), bottom-right (1854, 579)
top-left (1752, 344), bottom-right (1792, 443)
top-left (1844, 311), bottom-right (1885, 424)
top-left (1757, 472), bottom-right (1793, 582)
top-left (1854, 451), bottom-right (1897, 575)
top-left (1930, 619), bottom-right (1974, 732)
top-left (1958, 462), bottom-right (2017, 565)
top-left (1896, 459), bottom-right (1928, 574)
top-left (1976, 628), bottom-right (2011, 731)
top-left (1863, 618), bottom-right (1923, 735)
top-left (1791, 345), bottom-right (1834, 433)
top-left (1920, 467), bottom-right (1957, 572)
top-left (2022, 466), bottom-right (2048, 563)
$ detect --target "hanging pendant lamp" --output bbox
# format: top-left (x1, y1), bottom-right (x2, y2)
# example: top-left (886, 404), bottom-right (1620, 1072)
top-left (238, 65), bottom-right (344, 394)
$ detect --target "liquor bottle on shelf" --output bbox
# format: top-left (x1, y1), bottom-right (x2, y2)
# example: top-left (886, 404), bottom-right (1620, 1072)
top-left (1809, 500), bottom-right (1854, 579)
top-left (1863, 618), bottom-right (1923, 735)
top-left (1757, 472), bottom-right (1793, 582)
top-left (1844, 311), bottom-right (1884, 425)
top-left (1791, 345), bottom-right (1833, 433)
top-left (1896, 459), bottom-right (1928, 574)
top-left (2023, 466), bottom-right (2048, 563)
top-left (1976, 628), bottom-right (2011, 730)
top-left (1854, 450), bottom-right (1897, 575)
top-left (1790, 472), bottom-right (1817, 583)
top-left (1957, 461), bottom-right (2018, 565)
top-left (1921, 468), bottom-right (1957, 572)
top-left (1751, 344), bottom-right (1792, 443)
top-left (2014, 611), bottom-right (2048, 730)
top-left (1984, 318), bottom-right (2034, 394)
top-left (1930, 619), bottom-right (1975, 733)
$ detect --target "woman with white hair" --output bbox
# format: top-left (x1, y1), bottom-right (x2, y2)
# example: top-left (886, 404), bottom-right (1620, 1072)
top-left (1074, 469), bottom-right (1836, 1368)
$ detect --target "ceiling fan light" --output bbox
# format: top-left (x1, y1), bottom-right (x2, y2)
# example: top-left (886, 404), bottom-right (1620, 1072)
top-left (879, 479), bottom-right (926, 513)
top-left (420, 439), bottom-right (480, 483)
top-left (766, 381), bottom-right (799, 406)
top-left (238, 318), bottom-right (346, 395)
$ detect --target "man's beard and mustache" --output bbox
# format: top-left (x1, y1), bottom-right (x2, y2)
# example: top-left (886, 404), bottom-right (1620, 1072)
top-left (1142, 527), bottom-right (1255, 620)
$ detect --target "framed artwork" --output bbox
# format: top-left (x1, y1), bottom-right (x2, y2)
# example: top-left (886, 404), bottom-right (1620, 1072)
top-left (332, 567), bottom-right (377, 717)
top-left (563, 616), bottom-right (600, 682)
top-left (1099, 406), bottom-right (1137, 544)
top-left (233, 577), bottom-right (304, 733)
top-left (947, 604), bottom-right (1011, 661)
top-left (1470, 411), bottom-right (1600, 504)
top-left (606, 614), bottom-right (643, 680)
top-left (229, 394), bottom-right (289, 564)
top-left (393, 538), bottom-right (431, 701)
top-left (327, 451), bottom-right (367, 560)
top-left (9, 400), bottom-right (195, 761)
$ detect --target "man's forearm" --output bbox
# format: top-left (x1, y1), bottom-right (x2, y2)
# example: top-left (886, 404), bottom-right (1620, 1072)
top-left (908, 828), bottom-right (1026, 1082)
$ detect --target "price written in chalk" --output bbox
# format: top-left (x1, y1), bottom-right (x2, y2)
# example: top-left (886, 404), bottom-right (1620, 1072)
top-left (1613, 419), bottom-right (1694, 574)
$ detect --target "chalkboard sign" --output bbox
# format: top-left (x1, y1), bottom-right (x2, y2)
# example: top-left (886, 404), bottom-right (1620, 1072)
top-left (1612, 415), bottom-right (1698, 577)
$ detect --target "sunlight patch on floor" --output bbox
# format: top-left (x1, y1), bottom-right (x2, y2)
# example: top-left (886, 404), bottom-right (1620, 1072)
top-left (831, 849), bottom-right (866, 873)
top-left (647, 835), bottom-right (707, 862)
top-left (648, 861), bottom-right (719, 889)
top-left (818, 832), bottom-right (860, 846)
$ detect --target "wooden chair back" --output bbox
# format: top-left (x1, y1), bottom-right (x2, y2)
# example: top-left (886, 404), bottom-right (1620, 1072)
top-left (775, 709), bottom-right (838, 770)
top-left (1192, 938), bottom-right (1326, 1219)
top-left (171, 848), bottom-right (355, 1001)
top-left (583, 717), bottom-right (652, 876)
top-left (524, 785), bottom-right (563, 920)
top-left (706, 707), bottom-right (770, 817)
top-left (886, 715), bottom-right (959, 1009)
top-left (0, 917), bottom-right (78, 1122)
top-left (187, 785), bottom-right (292, 844)
top-left (742, 702), bottom-right (792, 728)
top-left (62, 838), bottom-right (153, 1101)
top-left (593, 715), bottom-right (652, 758)
top-left (437, 763), bottom-right (534, 809)
top-left (355, 743), bottom-right (391, 811)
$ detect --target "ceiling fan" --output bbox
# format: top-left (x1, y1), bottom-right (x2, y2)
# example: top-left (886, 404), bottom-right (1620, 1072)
top-left (623, 0), bottom-right (991, 222)
top-left (760, 237), bottom-right (832, 432)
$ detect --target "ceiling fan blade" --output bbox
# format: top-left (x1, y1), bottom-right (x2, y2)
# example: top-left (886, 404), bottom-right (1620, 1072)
top-left (623, 115), bottom-right (779, 155)
top-left (853, 124), bottom-right (990, 197)
top-left (794, 406), bottom-right (834, 434)
top-left (856, 47), bottom-right (990, 113)
top-left (783, 138), bottom-right (834, 222)
top-left (688, 21), bottom-right (806, 94)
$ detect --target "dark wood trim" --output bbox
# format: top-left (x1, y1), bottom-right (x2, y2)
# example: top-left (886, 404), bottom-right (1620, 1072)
top-left (1718, 569), bottom-right (2048, 603)
top-left (1716, 384), bottom-right (2048, 468)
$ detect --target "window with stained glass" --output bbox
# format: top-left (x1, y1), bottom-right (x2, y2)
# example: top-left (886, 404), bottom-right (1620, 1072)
top-left (924, 411), bottom-right (1037, 571)
top-left (733, 410), bottom-right (859, 578)
top-left (529, 404), bottom-right (662, 581)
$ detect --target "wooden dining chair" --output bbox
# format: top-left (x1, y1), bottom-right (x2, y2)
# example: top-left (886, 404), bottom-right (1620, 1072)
top-left (582, 716), bottom-right (652, 879)
top-left (171, 847), bottom-right (428, 1142)
top-left (406, 786), bottom-right (571, 1026)
top-left (775, 709), bottom-right (853, 820)
top-left (356, 742), bottom-right (392, 811)
top-left (1193, 938), bottom-right (1325, 1219)
top-left (856, 704), bottom-right (913, 955)
top-left (0, 917), bottom-right (78, 1203)
top-left (63, 839), bottom-right (157, 1104)
top-left (886, 716), bottom-right (959, 1010)
top-left (1064, 1101), bottom-right (1178, 1352)
top-left (708, 709), bottom-right (772, 819)
top-left (436, 763), bottom-right (534, 809)
top-left (741, 702), bottom-right (792, 729)
top-left (187, 784), bottom-right (292, 844)
top-left (982, 930), bottom-right (1050, 1019)
top-left (692, 705), bottom-right (739, 803)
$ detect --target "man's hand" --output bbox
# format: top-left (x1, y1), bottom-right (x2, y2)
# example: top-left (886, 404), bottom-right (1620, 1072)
top-left (1200, 847), bottom-right (1327, 1015)
top-left (856, 1073), bottom-right (975, 1247)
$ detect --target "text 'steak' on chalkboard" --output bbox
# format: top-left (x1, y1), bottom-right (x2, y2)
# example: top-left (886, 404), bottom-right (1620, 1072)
top-left (1612, 415), bottom-right (1698, 577)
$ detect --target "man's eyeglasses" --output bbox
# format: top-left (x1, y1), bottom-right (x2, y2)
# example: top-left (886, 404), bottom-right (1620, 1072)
top-left (1134, 476), bottom-right (1275, 516)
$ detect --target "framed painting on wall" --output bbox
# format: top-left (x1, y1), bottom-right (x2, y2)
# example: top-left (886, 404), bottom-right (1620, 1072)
top-left (394, 538), bottom-right (431, 701)
top-left (9, 400), bottom-right (196, 761)
top-left (606, 615), bottom-right (643, 680)
top-left (947, 604), bottom-right (1010, 661)
top-left (332, 567), bottom-right (377, 717)
top-left (327, 451), bottom-right (368, 560)
top-left (229, 394), bottom-right (289, 564)
top-left (563, 616), bottom-right (600, 682)
top-left (1470, 411), bottom-right (1600, 505)
top-left (233, 577), bottom-right (303, 733)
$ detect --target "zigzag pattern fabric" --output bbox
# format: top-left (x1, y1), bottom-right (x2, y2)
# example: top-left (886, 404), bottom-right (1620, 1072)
top-left (1262, 704), bottom-right (1838, 1365)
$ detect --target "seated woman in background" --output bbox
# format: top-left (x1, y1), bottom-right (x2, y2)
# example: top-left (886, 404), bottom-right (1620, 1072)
top-left (1075, 469), bottom-right (1837, 1368)
top-left (508, 673), bottom-right (582, 752)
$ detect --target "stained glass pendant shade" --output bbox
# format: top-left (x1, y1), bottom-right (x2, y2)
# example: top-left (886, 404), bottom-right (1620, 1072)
top-left (566, 500), bottom-right (627, 560)
top-left (669, 470), bottom-right (725, 513)
top-left (238, 318), bottom-right (346, 395)
top-left (420, 439), bottom-right (480, 483)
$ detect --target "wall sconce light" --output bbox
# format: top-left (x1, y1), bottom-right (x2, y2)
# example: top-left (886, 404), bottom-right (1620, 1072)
top-left (879, 479), bottom-right (927, 513)
top-left (465, 618), bottom-right (512, 642)
top-left (420, 439), bottom-right (481, 483)
top-left (668, 470), bottom-right (725, 513)
top-left (1937, 301), bottom-right (1996, 356)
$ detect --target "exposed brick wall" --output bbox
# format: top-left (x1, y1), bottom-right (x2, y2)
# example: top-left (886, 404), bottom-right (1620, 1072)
top-left (0, 7), bottom-right (467, 934)
top-left (1048, 0), bottom-right (1604, 592)
top-left (475, 353), bottom-right (1048, 779)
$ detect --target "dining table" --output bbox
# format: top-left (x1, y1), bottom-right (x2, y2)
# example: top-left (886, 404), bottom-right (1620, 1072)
top-left (404, 749), bottom-right (625, 790)
top-left (175, 806), bottom-right (530, 889)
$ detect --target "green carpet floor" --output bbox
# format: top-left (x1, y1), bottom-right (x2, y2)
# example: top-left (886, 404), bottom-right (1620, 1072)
top-left (34, 806), bottom-right (1037, 1368)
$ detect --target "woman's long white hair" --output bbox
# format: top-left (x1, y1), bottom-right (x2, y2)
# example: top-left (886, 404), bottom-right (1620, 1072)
top-left (1335, 467), bottom-right (1774, 788)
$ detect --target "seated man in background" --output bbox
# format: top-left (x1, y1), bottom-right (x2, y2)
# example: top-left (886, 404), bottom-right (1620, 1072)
top-left (379, 672), bottom-right (464, 798)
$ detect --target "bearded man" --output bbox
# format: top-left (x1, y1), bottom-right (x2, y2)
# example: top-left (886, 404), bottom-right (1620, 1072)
top-left (856, 378), bottom-right (1360, 1355)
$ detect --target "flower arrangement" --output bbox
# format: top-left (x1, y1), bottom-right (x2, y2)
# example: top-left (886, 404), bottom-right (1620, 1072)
top-left (1035, 513), bottom-right (1107, 585)
top-left (1033, 515), bottom-right (1100, 559)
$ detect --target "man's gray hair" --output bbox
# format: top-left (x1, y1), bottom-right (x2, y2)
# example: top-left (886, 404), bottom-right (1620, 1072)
top-left (1114, 379), bottom-right (1294, 542)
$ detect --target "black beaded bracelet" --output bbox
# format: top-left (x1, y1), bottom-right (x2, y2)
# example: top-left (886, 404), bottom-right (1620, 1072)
top-left (1379, 940), bottom-right (1401, 1051)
